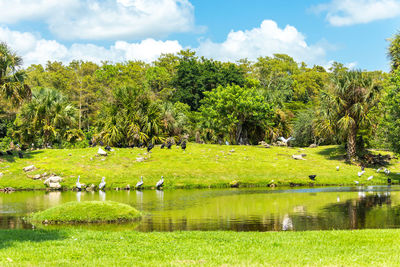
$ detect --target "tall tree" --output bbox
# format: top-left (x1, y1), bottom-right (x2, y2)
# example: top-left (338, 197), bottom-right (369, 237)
top-left (0, 42), bottom-right (31, 105)
top-left (317, 70), bottom-right (381, 160)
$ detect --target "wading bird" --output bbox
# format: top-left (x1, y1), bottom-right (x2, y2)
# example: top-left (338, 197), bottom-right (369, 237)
top-left (160, 143), bottom-right (165, 149)
top-left (367, 176), bottom-right (374, 181)
top-left (354, 181), bottom-right (359, 185)
top-left (18, 151), bottom-right (23, 158)
top-left (166, 142), bottom-right (172, 149)
top-left (176, 139), bottom-right (182, 146)
top-left (76, 176), bottom-right (82, 191)
top-left (336, 166), bottom-right (340, 171)
top-left (156, 176), bottom-right (164, 189)
top-left (6, 150), bottom-right (12, 155)
top-left (105, 145), bottom-right (111, 151)
top-left (385, 169), bottom-right (390, 175)
top-left (278, 136), bottom-right (294, 146)
top-left (388, 178), bottom-right (392, 183)
top-left (181, 141), bottom-right (187, 151)
top-left (147, 143), bottom-right (154, 153)
top-left (309, 175), bottom-right (316, 181)
top-left (136, 176), bottom-right (144, 189)
top-left (358, 170), bottom-right (365, 177)
top-left (376, 167), bottom-right (383, 173)
top-left (99, 177), bottom-right (106, 190)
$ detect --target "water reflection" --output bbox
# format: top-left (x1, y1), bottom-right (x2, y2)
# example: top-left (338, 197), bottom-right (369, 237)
top-left (2, 186), bottom-right (400, 232)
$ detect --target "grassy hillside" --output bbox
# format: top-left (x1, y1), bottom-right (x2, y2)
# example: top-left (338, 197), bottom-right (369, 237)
top-left (0, 144), bottom-right (398, 189)
top-left (1, 229), bottom-right (400, 266)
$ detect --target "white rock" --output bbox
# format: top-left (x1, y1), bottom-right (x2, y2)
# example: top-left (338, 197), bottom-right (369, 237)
top-left (44, 176), bottom-right (63, 186)
top-left (33, 174), bottom-right (41, 180)
top-left (292, 155), bottom-right (306, 160)
top-left (49, 182), bottom-right (61, 189)
top-left (98, 148), bottom-right (107, 156)
top-left (23, 165), bottom-right (36, 172)
top-left (136, 157), bottom-right (144, 162)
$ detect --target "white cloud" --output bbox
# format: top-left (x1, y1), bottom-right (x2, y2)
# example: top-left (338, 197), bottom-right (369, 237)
top-left (0, 27), bottom-right (183, 67)
top-left (0, 0), bottom-right (195, 40)
top-left (196, 20), bottom-right (327, 66)
top-left (312, 0), bottom-right (400, 26)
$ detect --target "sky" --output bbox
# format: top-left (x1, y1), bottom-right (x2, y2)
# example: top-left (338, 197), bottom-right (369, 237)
top-left (1, 0), bottom-right (400, 71)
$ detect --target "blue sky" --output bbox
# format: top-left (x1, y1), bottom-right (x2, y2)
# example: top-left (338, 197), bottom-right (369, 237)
top-left (0, 0), bottom-right (399, 71)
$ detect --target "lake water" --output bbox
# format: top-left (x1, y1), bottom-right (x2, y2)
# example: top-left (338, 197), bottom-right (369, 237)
top-left (0, 186), bottom-right (399, 231)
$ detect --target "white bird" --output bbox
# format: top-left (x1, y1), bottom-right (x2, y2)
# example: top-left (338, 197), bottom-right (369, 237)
top-left (136, 176), bottom-right (144, 189)
top-left (384, 169), bottom-right (390, 175)
top-left (225, 141), bottom-right (229, 145)
top-left (76, 176), bottom-right (81, 191)
top-left (99, 177), bottom-right (106, 190)
top-left (354, 181), bottom-right (359, 185)
top-left (358, 170), bottom-right (365, 177)
top-left (156, 176), bottom-right (164, 189)
top-left (367, 176), bottom-right (374, 181)
top-left (336, 166), bottom-right (340, 171)
top-left (376, 167), bottom-right (383, 173)
top-left (278, 136), bottom-right (294, 145)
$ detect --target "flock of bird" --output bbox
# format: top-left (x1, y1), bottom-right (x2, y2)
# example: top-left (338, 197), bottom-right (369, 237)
top-left (75, 175), bottom-right (164, 191)
top-left (308, 165), bottom-right (393, 185)
top-left (94, 139), bottom-right (188, 153)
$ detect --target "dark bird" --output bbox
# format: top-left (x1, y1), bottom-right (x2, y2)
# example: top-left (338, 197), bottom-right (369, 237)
top-left (361, 165), bottom-right (365, 171)
top-left (388, 178), bottom-right (392, 184)
top-left (18, 151), bottom-right (23, 158)
top-left (156, 176), bottom-right (164, 189)
top-left (92, 142), bottom-right (97, 147)
top-left (166, 142), bottom-right (172, 149)
top-left (181, 141), bottom-right (187, 151)
top-left (88, 140), bottom-right (93, 146)
top-left (147, 143), bottom-right (154, 152)
top-left (176, 139), bottom-right (182, 146)
top-left (105, 145), bottom-right (111, 151)
top-left (309, 175), bottom-right (316, 181)
top-left (6, 150), bottom-right (12, 156)
top-left (139, 143), bottom-right (144, 148)
top-left (160, 143), bottom-right (165, 149)
top-left (130, 144), bottom-right (135, 148)
top-left (99, 140), bottom-right (104, 146)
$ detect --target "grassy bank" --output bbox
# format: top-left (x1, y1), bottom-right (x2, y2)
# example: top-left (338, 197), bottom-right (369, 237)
top-left (0, 229), bottom-right (399, 266)
top-left (30, 201), bottom-right (141, 224)
top-left (0, 144), bottom-right (398, 189)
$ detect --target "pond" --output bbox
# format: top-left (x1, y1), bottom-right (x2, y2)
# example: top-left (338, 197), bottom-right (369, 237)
top-left (0, 186), bottom-right (399, 232)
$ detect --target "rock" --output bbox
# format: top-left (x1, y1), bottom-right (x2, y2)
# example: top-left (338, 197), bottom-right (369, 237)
top-left (4, 187), bottom-right (15, 192)
top-left (23, 165), bottom-right (36, 172)
top-left (258, 141), bottom-right (270, 148)
top-left (309, 144), bottom-right (318, 148)
top-left (49, 182), bottom-right (61, 189)
top-left (301, 154), bottom-right (307, 157)
top-left (230, 180), bottom-right (240, 188)
top-left (33, 174), bottom-right (41, 180)
top-left (136, 157), bottom-right (144, 162)
top-left (230, 149), bottom-right (235, 153)
top-left (292, 155), bottom-right (306, 160)
top-left (97, 148), bottom-right (107, 156)
top-left (86, 184), bottom-right (96, 191)
top-left (68, 153), bottom-right (72, 156)
top-left (44, 176), bottom-right (63, 186)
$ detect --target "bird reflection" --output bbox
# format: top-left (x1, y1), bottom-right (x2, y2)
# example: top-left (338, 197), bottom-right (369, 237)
top-left (282, 214), bottom-right (293, 231)
top-left (99, 190), bottom-right (106, 201)
top-left (337, 195), bottom-right (340, 202)
top-left (156, 189), bottom-right (164, 202)
top-left (76, 191), bottom-right (81, 202)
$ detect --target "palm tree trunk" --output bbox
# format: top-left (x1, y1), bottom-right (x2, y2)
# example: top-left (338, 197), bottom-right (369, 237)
top-left (347, 125), bottom-right (357, 161)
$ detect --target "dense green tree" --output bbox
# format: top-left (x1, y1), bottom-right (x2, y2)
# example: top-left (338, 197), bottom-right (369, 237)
top-left (200, 85), bottom-right (274, 144)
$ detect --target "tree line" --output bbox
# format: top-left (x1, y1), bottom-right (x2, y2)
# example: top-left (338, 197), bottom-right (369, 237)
top-left (1, 31), bottom-right (400, 161)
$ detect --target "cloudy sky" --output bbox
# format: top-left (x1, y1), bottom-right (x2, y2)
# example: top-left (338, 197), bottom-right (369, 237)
top-left (0, 0), bottom-right (399, 70)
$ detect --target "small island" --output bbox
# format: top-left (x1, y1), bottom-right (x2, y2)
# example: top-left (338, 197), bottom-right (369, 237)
top-left (29, 201), bottom-right (141, 224)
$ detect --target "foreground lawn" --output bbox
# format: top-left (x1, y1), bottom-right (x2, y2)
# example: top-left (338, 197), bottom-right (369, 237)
top-left (1, 229), bottom-right (400, 266)
top-left (0, 144), bottom-right (398, 189)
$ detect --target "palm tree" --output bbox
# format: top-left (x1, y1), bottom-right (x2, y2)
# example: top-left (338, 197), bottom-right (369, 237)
top-left (0, 42), bottom-right (31, 105)
top-left (14, 87), bottom-right (79, 146)
top-left (317, 70), bottom-right (381, 160)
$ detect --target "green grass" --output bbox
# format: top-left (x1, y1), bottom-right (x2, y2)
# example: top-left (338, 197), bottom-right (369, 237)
top-left (29, 201), bottom-right (141, 224)
top-left (0, 144), bottom-right (399, 189)
top-left (0, 229), bottom-right (400, 266)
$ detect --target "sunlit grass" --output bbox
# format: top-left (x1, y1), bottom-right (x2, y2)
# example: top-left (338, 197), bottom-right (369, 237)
top-left (0, 144), bottom-right (398, 189)
top-left (1, 229), bottom-right (400, 266)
